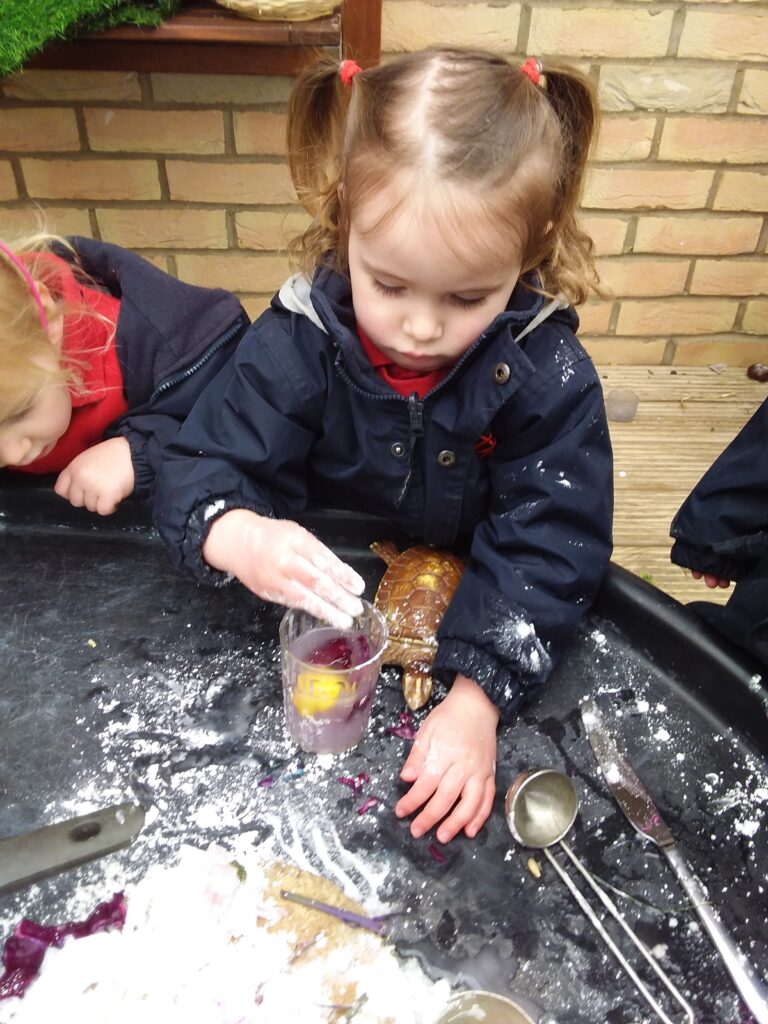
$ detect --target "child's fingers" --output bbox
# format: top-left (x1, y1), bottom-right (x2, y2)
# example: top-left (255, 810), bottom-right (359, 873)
top-left (394, 758), bottom-right (439, 821)
top-left (291, 583), bottom-right (355, 632)
top-left (95, 494), bottom-right (119, 517)
top-left (434, 775), bottom-right (487, 844)
top-left (66, 484), bottom-right (86, 508)
top-left (694, 570), bottom-right (731, 589)
top-left (464, 777), bottom-right (496, 839)
top-left (53, 470), bottom-right (71, 499)
top-left (399, 731), bottom-right (430, 783)
top-left (307, 565), bottom-right (365, 618)
top-left (404, 763), bottom-right (466, 839)
top-left (286, 536), bottom-right (365, 616)
top-left (309, 548), bottom-right (365, 596)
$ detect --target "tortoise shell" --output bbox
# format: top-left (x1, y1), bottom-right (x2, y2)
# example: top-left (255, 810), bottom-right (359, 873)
top-left (371, 541), bottom-right (464, 710)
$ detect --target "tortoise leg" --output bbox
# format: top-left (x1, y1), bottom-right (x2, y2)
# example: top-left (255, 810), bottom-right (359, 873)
top-left (403, 659), bottom-right (434, 710)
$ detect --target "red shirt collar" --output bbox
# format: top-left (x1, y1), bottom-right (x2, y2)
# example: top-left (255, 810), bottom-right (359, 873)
top-left (357, 326), bottom-right (453, 399)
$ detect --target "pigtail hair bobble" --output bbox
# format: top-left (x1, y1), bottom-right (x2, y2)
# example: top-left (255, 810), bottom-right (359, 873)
top-left (339, 59), bottom-right (362, 86)
top-left (520, 58), bottom-right (543, 85)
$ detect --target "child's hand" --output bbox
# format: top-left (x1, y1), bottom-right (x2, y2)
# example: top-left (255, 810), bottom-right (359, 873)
top-left (395, 674), bottom-right (499, 844)
top-left (55, 437), bottom-right (135, 516)
top-left (691, 570), bottom-right (731, 589)
top-left (202, 509), bottom-right (365, 630)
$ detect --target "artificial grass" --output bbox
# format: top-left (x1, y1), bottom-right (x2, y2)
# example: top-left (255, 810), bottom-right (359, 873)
top-left (0, 0), bottom-right (183, 78)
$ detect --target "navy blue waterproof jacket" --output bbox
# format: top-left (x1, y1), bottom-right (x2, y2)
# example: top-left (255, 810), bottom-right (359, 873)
top-left (63, 237), bottom-right (250, 498)
top-left (154, 266), bottom-right (614, 720)
top-left (670, 399), bottom-right (767, 664)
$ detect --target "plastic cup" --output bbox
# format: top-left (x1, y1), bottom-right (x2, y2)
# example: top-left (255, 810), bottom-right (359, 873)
top-left (279, 600), bottom-right (388, 755)
top-left (605, 387), bottom-right (640, 423)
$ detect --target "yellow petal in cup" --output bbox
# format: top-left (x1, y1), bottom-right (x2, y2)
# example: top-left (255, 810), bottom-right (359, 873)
top-left (292, 670), bottom-right (344, 717)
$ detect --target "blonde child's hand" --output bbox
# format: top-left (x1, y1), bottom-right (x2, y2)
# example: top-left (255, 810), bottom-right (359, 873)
top-left (202, 509), bottom-right (366, 630)
top-left (395, 674), bottom-right (499, 844)
top-left (691, 570), bottom-right (731, 590)
top-left (55, 437), bottom-right (135, 516)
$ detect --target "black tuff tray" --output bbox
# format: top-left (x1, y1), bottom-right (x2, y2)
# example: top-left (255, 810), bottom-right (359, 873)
top-left (1, 477), bottom-right (766, 1024)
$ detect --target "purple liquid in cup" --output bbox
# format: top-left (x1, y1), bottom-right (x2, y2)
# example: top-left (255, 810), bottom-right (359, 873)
top-left (281, 617), bottom-right (385, 755)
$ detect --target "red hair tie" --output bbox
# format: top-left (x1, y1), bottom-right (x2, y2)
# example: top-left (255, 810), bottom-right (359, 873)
top-left (520, 58), bottom-right (542, 85)
top-left (339, 59), bottom-right (362, 86)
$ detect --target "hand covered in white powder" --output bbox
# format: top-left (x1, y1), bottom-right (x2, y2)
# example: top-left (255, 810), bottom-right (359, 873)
top-left (202, 509), bottom-right (365, 629)
top-left (394, 674), bottom-right (499, 844)
top-left (55, 436), bottom-right (135, 516)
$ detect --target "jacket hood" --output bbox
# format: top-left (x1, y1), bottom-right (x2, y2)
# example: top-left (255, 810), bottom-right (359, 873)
top-left (65, 236), bottom-right (247, 403)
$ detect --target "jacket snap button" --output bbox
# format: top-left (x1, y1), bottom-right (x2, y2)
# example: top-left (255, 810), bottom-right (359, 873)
top-left (494, 362), bottom-right (511, 384)
top-left (390, 442), bottom-right (407, 458)
top-left (437, 450), bottom-right (456, 467)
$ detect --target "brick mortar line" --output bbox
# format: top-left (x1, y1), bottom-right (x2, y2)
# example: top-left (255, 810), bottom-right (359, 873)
top-left (622, 333), bottom-right (756, 343)
top-left (223, 108), bottom-right (236, 157)
top-left (2, 152), bottom-right (290, 164)
top-left (0, 94), bottom-right (764, 111)
top-left (622, 216), bottom-right (638, 254)
top-left (0, 199), bottom-right (301, 211)
top-left (667, 7), bottom-right (686, 59)
top-left (606, 298), bottom-right (620, 334)
top-left (682, 257), bottom-right (697, 294)
top-left (6, 152), bottom-right (766, 169)
top-left (733, 300), bottom-right (748, 331)
top-left (74, 107), bottom-right (90, 154)
top-left (516, 3), bottom-right (532, 55)
top-left (157, 159), bottom-right (171, 203)
top-left (8, 155), bottom-right (28, 200)
top-left (728, 67), bottom-right (746, 114)
top-left (704, 167), bottom-right (723, 210)
top-left (0, 99), bottom-right (290, 113)
top-left (589, 159), bottom-right (768, 168)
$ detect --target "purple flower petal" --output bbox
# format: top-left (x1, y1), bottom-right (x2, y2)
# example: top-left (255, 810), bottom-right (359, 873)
top-left (0, 893), bottom-right (126, 1001)
top-left (337, 772), bottom-right (370, 793)
top-left (428, 843), bottom-right (447, 864)
top-left (357, 797), bottom-right (379, 815)
top-left (385, 712), bottom-right (416, 741)
top-left (258, 775), bottom-right (275, 788)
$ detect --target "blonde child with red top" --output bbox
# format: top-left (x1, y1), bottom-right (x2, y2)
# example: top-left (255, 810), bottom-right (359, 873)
top-left (0, 233), bottom-right (249, 514)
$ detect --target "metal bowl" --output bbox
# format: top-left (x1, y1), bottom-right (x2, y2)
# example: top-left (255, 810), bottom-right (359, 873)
top-left (435, 990), bottom-right (538, 1023)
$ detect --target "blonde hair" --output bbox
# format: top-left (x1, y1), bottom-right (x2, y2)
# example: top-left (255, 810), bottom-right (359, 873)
top-left (0, 231), bottom-right (113, 424)
top-left (287, 49), bottom-right (603, 305)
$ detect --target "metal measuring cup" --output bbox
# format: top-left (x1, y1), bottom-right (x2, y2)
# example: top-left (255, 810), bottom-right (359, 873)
top-left (504, 769), bottom-right (694, 1024)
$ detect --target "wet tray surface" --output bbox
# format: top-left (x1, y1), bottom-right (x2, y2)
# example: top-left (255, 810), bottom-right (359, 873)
top-left (1, 490), bottom-right (767, 1023)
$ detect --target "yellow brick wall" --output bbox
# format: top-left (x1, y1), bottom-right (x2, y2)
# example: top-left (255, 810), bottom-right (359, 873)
top-left (1, 0), bottom-right (766, 366)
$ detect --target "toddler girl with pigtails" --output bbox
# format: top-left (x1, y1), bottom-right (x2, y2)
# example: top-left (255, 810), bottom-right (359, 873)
top-left (0, 234), bottom-right (249, 514)
top-left (154, 49), bottom-right (614, 844)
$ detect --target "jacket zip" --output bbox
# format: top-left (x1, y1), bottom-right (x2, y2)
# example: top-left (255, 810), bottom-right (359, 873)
top-left (149, 315), bottom-right (248, 402)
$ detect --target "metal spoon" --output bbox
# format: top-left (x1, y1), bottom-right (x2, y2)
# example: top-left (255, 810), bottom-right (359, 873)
top-left (505, 769), bottom-right (694, 1024)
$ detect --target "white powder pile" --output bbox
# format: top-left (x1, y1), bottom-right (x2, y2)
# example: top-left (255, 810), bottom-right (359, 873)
top-left (0, 844), bottom-right (451, 1024)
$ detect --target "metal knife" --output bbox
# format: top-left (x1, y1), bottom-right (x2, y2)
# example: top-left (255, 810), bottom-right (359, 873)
top-left (581, 698), bottom-right (768, 1024)
top-left (0, 802), bottom-right (145, 896)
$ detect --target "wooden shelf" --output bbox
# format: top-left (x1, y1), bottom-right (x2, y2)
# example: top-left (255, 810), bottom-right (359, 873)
top-left (26, 0), bottom-right (381, 76)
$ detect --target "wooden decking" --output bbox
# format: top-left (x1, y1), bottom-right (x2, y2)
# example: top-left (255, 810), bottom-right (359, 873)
top-left (603, 365), bottom-right (766, 606)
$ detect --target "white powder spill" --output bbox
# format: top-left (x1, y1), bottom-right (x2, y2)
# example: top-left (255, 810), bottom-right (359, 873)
top-left (0, 845), bottom-right (450, 1024)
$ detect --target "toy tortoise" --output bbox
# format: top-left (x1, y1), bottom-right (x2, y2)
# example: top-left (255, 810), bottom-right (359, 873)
top-left (370, 541), bottom-right (465, 710)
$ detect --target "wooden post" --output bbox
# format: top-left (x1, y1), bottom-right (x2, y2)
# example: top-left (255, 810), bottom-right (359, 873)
top-left (340, 0), bottom-right (381, 67)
